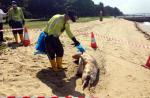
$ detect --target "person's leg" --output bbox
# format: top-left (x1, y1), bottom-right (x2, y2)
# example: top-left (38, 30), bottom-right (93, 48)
top-left (45, 35), bottom-right (59, 71)
top-left (12, 30), bottom-right (18, 43)
top-left (16, 21), bottom-right (24, 43)
top-left (18, 29), bottom-right (24, 43)
top-left (12, 21), bottom-right (19, 43)
top-left (55, 38), bottom-right (64, 69)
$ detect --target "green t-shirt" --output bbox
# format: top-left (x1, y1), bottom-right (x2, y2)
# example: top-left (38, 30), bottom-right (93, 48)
top-left (44, 14), bottom-right (74, 39)
top-left (8, 7), bottom-right (24, 22)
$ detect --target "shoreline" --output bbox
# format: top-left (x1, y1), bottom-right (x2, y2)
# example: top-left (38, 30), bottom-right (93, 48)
top-left (134, 22), bottom-right (150, 40)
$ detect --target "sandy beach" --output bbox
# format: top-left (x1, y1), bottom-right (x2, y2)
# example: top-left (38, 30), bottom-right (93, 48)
top-left (0, 18), bottom-right (150, 97)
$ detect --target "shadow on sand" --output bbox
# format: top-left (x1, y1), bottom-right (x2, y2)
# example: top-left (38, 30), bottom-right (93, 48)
top-left (7, 42), bottom-right (23, 49)
top-left (36, 68), bottom-right (85, 97)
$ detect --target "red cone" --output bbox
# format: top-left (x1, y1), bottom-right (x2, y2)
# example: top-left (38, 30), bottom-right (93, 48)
top-left (142, 56), bottom-right (150, 70)
top-left (91, 32), bottom-right (98, 49)
top-left (23, 27), bottom-right (30, 47)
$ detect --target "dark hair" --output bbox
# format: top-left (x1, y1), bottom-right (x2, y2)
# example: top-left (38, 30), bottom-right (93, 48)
top-left (66, 10), bottom-right (76, 22)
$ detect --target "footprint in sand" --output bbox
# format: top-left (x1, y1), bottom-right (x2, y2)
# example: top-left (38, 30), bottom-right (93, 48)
top-left (126, 75), bottom-right (137, 81)
top-left (31, 65), bottom-right (41, 68)
top-left (8, 62), bottom-right (13, 64)
top-left (2, 59), bottom-right (8, 63)
top-left (3, 88), bottom-right (18, 95)
top-left (8, 77), bottom-right (18, 82)
top-left (41, 61), bottom-right (46, 64)
top-left (0, 93), bottom-right (7, 96)
top-left (15, 74), bottom-right (20, 77)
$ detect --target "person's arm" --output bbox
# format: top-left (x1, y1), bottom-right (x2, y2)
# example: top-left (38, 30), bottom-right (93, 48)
top-left (0, 9), bottom-right (6, 21)
top-left (65, 22), bottom-right (74, 39)
top-left (20, 7), bottom-right (25, 25)
top-left (65, 22), bottom-right (80, 46)
top-left (1, 9), bottom-right (7, 18)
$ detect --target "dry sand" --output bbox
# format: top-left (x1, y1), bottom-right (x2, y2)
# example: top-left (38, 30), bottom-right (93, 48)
top-left (0, 18), bottom-right (150, 97)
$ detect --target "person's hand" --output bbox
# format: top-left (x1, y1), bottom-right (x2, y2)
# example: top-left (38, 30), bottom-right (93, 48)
top-left (72, 37), bottom-right (80, 46)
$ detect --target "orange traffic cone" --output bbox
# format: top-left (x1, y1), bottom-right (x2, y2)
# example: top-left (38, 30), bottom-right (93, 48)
top-left (142, 56), bottom-right (150, 70)
top-left (23, 27), bottom-right (30, 47)
top-left (91, 32), bottom-right (98, 49)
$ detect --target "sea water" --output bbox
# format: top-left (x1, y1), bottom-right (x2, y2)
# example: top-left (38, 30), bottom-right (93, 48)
top-left (138, 22), bottom-right (150, 33)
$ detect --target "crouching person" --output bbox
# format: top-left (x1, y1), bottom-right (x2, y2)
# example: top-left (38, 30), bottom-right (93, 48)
top-left (44, 10), bottom-right (80, 72)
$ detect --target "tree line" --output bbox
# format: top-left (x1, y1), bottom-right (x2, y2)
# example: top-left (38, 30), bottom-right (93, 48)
top-left (1, 0), bottom-right (123, 18)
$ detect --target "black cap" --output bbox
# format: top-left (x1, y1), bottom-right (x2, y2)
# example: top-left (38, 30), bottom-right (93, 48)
top-left (67, 10), bottom-right (76, 22)
top-left (12, 1), bottom-right (17, 5)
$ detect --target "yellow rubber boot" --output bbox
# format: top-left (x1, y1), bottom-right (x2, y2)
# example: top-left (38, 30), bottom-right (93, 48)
top-left (50, 59), bottom-right (59, 72)
top-left (56, 57), bottom-right (63, 69)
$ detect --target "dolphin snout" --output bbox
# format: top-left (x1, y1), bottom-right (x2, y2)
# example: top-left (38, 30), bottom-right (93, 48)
top-left (82, 75), bottom-right (91, 90)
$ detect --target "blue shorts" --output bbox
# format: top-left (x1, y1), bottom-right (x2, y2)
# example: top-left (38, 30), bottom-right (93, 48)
top-left (11, 20), bottom-right (23, 34)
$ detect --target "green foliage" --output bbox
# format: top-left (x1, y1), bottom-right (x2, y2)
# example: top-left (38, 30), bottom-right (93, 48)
top-left (1, 0), bottom-right (123, 18)
top-left (67, 0), bottom-right (96, 16)
top-left (25, 19), bottom-right (47, 29)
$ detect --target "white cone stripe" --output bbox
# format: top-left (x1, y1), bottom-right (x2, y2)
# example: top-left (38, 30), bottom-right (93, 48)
top-left (24, 32), bottom-right (30, 40)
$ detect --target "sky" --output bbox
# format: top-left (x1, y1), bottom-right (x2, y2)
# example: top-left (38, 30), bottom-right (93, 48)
top-left (92, 0), bottom-right (150, 14)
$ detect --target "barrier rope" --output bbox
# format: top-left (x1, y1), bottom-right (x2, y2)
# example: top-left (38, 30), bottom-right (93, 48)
top-left (1, 26), bottom-right (150, 50)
